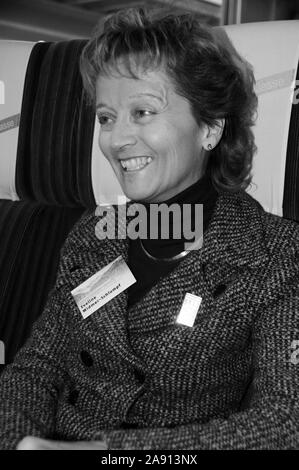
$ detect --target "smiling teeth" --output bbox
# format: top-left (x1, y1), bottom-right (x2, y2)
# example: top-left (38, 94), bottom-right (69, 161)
top-left (120, 156), bottom-right (152, 171)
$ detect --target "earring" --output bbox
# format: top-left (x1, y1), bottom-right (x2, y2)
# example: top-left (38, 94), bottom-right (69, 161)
top-left (207, 144), bottom-right (213, 150)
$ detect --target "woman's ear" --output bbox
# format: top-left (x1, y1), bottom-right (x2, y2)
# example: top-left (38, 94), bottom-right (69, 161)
top-left (201, 119), bottom-right (225, 151)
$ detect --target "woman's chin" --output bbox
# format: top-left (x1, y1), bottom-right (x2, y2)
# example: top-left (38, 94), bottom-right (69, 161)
top-left (122, 186), bottom-right (151, 202)
top-left (115, 160), bottom-right (156, 201)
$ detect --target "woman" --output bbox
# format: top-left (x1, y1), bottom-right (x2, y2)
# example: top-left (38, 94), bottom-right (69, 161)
top-left (1, 7), bottom-right (299, 450)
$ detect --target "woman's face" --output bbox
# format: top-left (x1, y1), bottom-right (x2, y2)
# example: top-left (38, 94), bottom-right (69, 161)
top-left (96, 66), bottom-right (209, 202)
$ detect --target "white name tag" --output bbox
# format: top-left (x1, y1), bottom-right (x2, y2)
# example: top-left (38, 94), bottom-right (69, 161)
top-left (71, 256), bottom-right (136, 319)
top-left (176, 293), bottom-right (202, 327)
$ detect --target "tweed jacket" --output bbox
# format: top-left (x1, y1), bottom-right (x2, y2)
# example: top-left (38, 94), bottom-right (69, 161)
top-left (0, 190), bottom-right (299, 450)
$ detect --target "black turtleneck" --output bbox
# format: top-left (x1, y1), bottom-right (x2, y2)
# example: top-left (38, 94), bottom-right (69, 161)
top-left (127, 174), bottom-right (218, 307)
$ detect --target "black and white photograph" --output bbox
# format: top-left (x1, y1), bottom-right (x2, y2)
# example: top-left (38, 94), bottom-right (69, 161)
top-left (0, 0), bottom-right (299, 454)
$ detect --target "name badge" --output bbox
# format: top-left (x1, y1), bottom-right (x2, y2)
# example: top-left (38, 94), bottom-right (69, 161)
top-left (176, 293), bottom-right (202, 327)
top-left (71, 256), bottom-right (136, 319)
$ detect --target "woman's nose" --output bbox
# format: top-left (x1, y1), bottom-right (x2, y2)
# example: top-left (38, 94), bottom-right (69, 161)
top-left (110, 118), bottom-right (137, 152)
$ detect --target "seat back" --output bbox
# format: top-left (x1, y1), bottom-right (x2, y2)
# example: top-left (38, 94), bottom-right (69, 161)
top-left (224, 20), bottom-right (299, 219)
top-left (0, 40), bottom-right (95, 369)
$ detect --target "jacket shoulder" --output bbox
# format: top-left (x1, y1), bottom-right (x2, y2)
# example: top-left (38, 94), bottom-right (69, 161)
top-left (228, 190), bottom-right (299, 252)
top-left (218, 190), bottom-right (299, 268)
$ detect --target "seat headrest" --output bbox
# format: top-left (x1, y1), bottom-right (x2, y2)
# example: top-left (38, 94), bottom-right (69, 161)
top-left (15, 40), bottom-right (96, 208)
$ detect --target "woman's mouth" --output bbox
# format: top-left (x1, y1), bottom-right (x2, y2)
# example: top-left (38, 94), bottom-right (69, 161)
top-left (120, 156), bottom-right (153, 172)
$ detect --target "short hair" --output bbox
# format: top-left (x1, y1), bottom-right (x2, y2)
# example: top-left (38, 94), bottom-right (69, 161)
top-left (80, 7), bottom-right (258, 192)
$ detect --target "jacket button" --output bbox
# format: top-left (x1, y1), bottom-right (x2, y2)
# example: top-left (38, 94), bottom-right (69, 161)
top-left (68, 389), bottom-right (79, 406)
top-left (134, 369), bottom-right (146, 384)
top-left (213, 283), bottom-right (227, 298)
top-left (80, 350), bottom-right (93, 367)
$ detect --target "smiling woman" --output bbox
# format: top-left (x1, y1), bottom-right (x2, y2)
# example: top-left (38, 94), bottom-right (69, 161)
top-left (0, 6), bottom-right (299, 451)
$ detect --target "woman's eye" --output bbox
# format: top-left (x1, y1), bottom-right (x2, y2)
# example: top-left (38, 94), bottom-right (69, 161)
top-left (134, 109), bottom-right (154, 119)
top-left (97, 115), bottom-right (113, 126)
